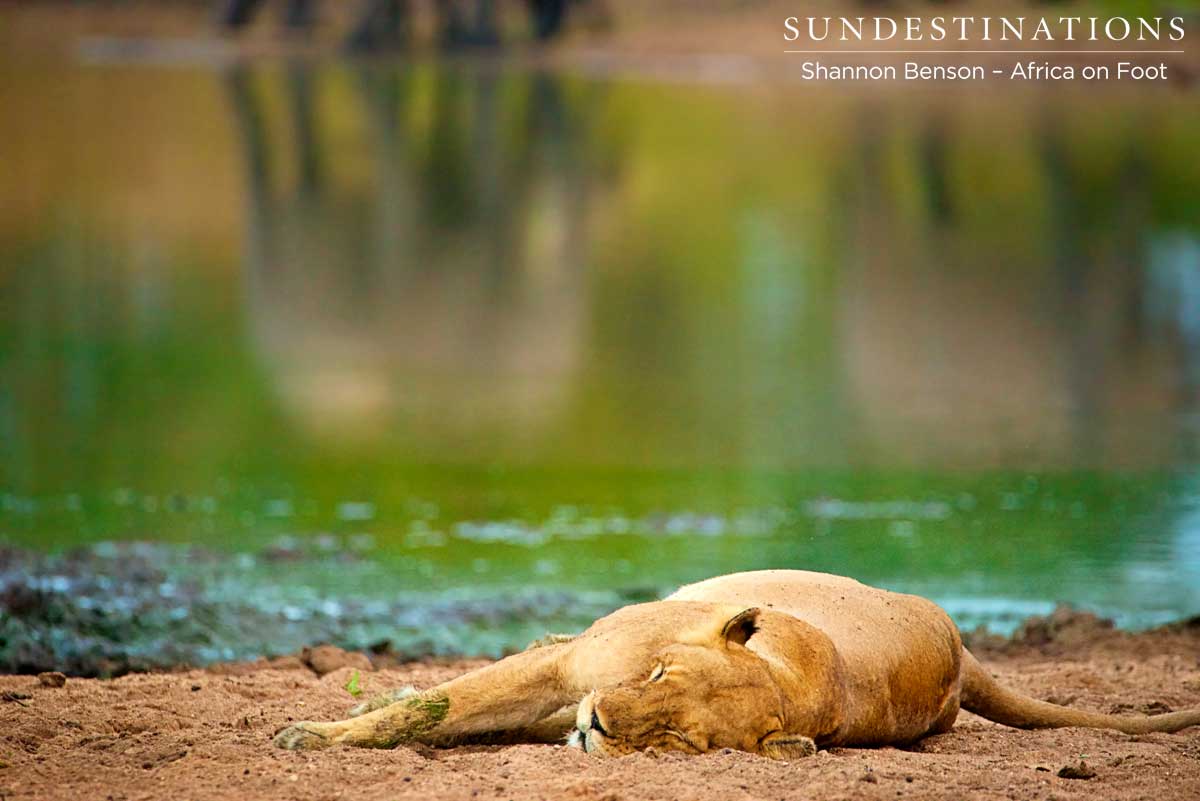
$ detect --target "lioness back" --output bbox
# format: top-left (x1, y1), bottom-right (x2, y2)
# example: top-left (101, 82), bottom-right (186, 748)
top-left (668, 570), bottom-right (952, 640)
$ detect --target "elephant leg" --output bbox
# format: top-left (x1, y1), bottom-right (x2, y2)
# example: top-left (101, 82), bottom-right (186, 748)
top-left (281, 0), bottom-right (316, 29)
top-left (529, 0), bottom-right (567, 40)
top-left (220, 0), bottom-right (268, 28)
top-left (347, 0), bottom-right (409, 51)
top-left (438, 0), bottom-right (463, 46)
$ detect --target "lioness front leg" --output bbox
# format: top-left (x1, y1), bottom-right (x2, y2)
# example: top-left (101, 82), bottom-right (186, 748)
top-left (274, 643), bottom-right (576, 750)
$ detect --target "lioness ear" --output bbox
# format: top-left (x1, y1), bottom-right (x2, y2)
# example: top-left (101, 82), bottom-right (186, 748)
top-left (759, 732), bottom-right (817, 761)
top-left (720, 607), bottom-right (761, 647)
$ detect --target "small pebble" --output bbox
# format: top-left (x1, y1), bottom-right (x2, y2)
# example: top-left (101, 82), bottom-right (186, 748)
top-left (1057, 761), bottom-right (1096, 780)
top-left (38, 672), bottom-right (67, 688)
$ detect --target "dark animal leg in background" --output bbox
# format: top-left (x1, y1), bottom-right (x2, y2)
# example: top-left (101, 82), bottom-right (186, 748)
top-left (529, 0), bottom-right (567, 40)
top-left (471, 0), bottom-right (501, 46)
top-left (220, 0), bottom-right (268, 28)
top-left (347, 0), bottom-right (410, 52)
top-left (438, 0), bottom-right (467, 47)
top-left (281, 0), bottom-right (316, 29)
top-left (440, 0), bottom-right (499, 48)
top-left (221, 0), bottom-right (569, 43)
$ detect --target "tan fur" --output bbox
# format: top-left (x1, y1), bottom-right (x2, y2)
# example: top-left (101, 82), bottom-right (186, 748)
top-left (273, 570), bottom-right (1200, 757)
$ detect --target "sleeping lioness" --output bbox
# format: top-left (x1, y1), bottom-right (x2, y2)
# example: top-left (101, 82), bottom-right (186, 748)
top-left (274, 570), bottom-right (1200, 757)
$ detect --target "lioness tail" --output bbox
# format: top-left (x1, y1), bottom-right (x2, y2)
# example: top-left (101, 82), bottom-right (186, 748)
top-left (960, 650), bottom-right (1200, 734)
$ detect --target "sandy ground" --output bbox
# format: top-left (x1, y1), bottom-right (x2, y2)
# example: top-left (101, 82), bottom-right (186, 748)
top-left (2, 610), bottom-right (1199, 801)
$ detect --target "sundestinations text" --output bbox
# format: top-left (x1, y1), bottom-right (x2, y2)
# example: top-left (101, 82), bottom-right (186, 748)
top-left (784, 16), bottom-right (1186, 43)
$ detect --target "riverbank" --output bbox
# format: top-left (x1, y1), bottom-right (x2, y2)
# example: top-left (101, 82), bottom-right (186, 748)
top-left (2, 609), bottom-right (1198, 801)
top-left (6, 540), bottom-right (1198, 678)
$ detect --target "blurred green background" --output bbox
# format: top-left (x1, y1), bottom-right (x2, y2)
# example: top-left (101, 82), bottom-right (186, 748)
top-left (2, 4), bottom-right (1200, 670)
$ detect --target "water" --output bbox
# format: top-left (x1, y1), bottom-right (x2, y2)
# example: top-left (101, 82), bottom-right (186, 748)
top-left (2, 55), bottom-right (1200, 668)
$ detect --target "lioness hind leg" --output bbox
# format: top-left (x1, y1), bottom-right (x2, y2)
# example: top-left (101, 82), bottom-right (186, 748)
top-left (274, 642), bottom-right (576, 750)
top-left (349, 685), bottom-right (418, 717)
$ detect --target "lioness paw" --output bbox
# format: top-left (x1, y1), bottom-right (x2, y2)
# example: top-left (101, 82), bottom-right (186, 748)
top-left (274, 723), bottom-right (335, 750)
top-left (760, 733), bottom-right (817, 761)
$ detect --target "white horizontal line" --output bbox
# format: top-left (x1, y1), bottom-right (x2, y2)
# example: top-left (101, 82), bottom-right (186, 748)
top-left (785, 50), bottom-right (1186, 54)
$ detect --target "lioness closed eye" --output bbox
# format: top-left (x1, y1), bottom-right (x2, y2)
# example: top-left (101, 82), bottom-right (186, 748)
top-left (273, 570), bottom-right (1200, 756)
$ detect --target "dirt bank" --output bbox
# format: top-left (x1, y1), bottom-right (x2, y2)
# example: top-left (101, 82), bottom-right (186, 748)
top-left (3, 609), bottom-right (1199, 801)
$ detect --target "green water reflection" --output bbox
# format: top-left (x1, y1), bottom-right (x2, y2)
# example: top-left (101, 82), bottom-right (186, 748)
top-left (2, 59), bottom-right (1200, 654)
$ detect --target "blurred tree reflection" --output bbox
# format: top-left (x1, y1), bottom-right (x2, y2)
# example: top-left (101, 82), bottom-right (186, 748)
top-left (222, 62), bottom-right (616, 436)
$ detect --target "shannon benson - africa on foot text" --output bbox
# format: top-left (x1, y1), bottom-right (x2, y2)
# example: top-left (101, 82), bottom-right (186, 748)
top-left (798, 61), bottom-right (1171, 82)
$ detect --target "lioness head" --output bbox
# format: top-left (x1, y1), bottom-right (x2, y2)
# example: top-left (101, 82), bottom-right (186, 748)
top-left (570, 607), bottom-right (817, 760)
